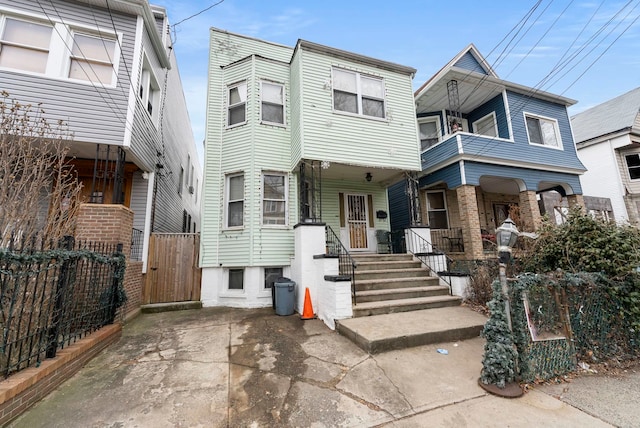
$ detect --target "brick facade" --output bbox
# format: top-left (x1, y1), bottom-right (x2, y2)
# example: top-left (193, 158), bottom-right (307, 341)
top-left (455, 185), bottom-right (484, 259)
top-left (518, 190), bottom-right (542, 231)
top-left (75, 204), bottom-right (134, 259)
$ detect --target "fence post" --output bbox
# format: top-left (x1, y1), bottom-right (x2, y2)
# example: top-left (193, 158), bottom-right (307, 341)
top-left (107, 243), bottom-right (124, 324)
top-left (46, 235), bottom-right (74, 358)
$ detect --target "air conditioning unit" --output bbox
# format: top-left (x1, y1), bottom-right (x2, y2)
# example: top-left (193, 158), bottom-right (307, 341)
top-left (188, 186), bottom-right (194, 194)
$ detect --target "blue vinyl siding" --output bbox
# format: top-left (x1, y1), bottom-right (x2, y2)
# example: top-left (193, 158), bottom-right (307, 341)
top-left (454, 52), bottom-right (487, 74)
top-left (467, 94), bottom-right (509, 139)
top-left (421, 135), bottom-right (460, 170)
top-left (388, 181), bottom-right (410, 233)
top-left (463, 161), bottom-right (583, 194)
top-left (420, 162), bottom-right (463, 189)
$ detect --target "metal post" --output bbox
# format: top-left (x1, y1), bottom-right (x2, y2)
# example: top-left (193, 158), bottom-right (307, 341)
top-left (107, 243), bottom-right (124, 325)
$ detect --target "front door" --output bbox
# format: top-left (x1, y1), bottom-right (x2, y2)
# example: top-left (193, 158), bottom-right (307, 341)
top-left (346, 194), bottom-right (368, 250)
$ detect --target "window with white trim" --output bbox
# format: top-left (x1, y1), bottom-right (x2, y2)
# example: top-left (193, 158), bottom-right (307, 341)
top-left (139, 57), bottom-right (160, 120)
top-left (0, 17), bottom-right (52, 73)
top-left (228, 81), bottom-right (247, 126)
top-left (525, 113), bottom-right (562, 149)
top-left (228, 268), bottom-right (244, 290)
top-left (625, 153), bottom-right (640, 180)
top-left (261, 81), bottom-right (284, 125)
top-left (68, 32), bottom-right (116, 85)
top-left (264, 267), bottom-right (283, 289)
top-left (418, 117), bottom-right (441, 151)
top-left (226, 173), bottom-right (244, 228)
top-left (426, 190), bottom-right (449, 229)
top-left (332, 67), bottom-right (385, 118)
top-left (262, 173), bottom-right (287, 225)
top-left (473, 112), bottom-right (498, 137)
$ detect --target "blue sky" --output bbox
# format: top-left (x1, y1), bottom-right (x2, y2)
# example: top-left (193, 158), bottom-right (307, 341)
top-left (152, 0), bottom-right (640, 165)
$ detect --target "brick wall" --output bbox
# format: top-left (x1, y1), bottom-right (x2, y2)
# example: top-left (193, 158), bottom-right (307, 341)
top-left (120, 261), bottom-right (143, 319)
top-left (75, 204), bottom-right (134, 259)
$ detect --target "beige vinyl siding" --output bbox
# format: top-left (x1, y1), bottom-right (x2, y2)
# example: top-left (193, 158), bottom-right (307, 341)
top-left (617, 148), bottom-right (640, 193)
top-left (295, 48), bottom-right (421, 171)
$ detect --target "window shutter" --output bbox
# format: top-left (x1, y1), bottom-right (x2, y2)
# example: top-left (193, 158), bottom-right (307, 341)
top-left (339, 193), bottom-right (345, 227)
top-left (368, 195), bottom-right (374, 227)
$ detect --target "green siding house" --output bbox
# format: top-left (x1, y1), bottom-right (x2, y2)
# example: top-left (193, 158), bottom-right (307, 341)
top-left (200, 29), bottom-right (420, 314)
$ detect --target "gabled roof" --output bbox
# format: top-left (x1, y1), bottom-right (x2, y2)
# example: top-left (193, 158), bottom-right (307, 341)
top-left (571, 87), bottom-right (640, 144)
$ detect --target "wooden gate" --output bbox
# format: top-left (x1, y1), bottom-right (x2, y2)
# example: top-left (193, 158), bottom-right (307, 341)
top-left (143, 233), bottom-right (201, 304)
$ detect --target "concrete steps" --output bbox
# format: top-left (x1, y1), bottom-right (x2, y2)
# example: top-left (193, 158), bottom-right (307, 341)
top-left (352, 295), bottom-right (462, 317)
top-left (336, 306), bottom-right (487, 354)
top-left (356, 285), bottom-right (452, 303)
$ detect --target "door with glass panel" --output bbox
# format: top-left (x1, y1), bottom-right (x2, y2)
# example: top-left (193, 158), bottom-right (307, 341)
top-left (346, 194), bottom-right (368, 250)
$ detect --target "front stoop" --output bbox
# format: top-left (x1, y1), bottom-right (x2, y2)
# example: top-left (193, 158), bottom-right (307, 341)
top-left (336, 306), bottom-right (487, 354)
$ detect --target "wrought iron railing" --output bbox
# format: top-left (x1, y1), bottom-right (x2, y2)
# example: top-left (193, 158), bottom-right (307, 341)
top-left (404, 228), bottom-right (453, 291)
top-left (325, 225), bottom-right (358, 303)
top-left (130, 228), bottom-right (143, 261)
top-left (0, 235), bottom-right (126, 377)
top-left (430, 227), bottom-right (465, 253)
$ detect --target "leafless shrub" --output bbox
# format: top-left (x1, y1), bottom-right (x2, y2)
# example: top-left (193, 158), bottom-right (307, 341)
top-left (0, 91), bottom-right (82, 246)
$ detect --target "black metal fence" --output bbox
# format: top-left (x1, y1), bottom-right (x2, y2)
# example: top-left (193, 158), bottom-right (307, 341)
top-left (0, 235), bottom-right (127, 377)
top-left (325, 225), bottom-right (357, 303)
top-left (130, 228), bottom-right (143, 261)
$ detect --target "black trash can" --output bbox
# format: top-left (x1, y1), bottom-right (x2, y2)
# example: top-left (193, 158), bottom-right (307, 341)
top-left (274, 277), bottom-right (296, 316)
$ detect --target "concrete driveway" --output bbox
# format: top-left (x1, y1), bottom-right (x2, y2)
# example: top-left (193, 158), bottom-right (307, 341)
top-left (8, 307), bottom-right (623, 427)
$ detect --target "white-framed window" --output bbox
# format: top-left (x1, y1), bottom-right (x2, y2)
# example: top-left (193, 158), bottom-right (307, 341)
top-left (332, 67), bottom-right (385, 119)
top-left (472, 112), bottom-right (498, 137)
top-left (226, 173), bottom-right (244, 228)
top-left (426, 190), bottom-right (449, 229)
top-left (624, 153), bottom-right (640, 180)
top-left (264, 267), bottom-right (283, 290)
top-left (68, 32), bottom-right (116, 85)
top-left (0, 17), bottom-right (52, 74)
top-left (228, 81), bottom-right (247, 126)
top-left (228, 268), bottom-right (244, 290)
top-left (418, 117), bottom-right (441, 151)
top-left (262, 172), bottom-right (287, 226)
top-left (139, 56), bottom-right (160, 120)
top-left (524, 113), bottom-right (562, 149)
top-left (260, 81), bottom-right (284, 125)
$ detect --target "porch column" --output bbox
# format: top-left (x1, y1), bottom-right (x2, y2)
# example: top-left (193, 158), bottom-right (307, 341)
top-left (455, 185), bottom-right (484, 259)
top-left (567, 194), bottom-right (585, 211)
top-left (518, 190), bottom-right (542, 231)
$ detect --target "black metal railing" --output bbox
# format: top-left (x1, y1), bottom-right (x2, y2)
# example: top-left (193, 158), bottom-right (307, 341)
top-left (430, 228), bottom-right (465, 253)
top-left (0, 235), bottom-right (127, 377)
top-left (404, 228), bottom-right (452, 291)
top-left (325, 225), bottom-right (357, 303)
top-left (130, 228), bottom-right (143, 261)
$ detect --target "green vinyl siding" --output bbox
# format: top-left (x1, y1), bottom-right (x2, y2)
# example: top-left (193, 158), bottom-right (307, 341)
top-left (290, 51), bottom-right (303, 171)
top-left (294, 49), bottom-right (420, 172)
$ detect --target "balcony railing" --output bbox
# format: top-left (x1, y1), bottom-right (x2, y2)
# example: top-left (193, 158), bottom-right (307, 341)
top-left (430, 228), bottom-right (465, 253)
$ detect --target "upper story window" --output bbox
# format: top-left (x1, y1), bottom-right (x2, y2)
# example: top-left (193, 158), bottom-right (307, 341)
top-left (226, 173), bottom-right (244, 228)
top-left (473, 112), bottom-right (498, 137)
top-left (262, 173), bottom-right (287, 226)
top-left (418, 117), bottom-right (441, 151)
top-left (426, 190), bottom-right (449, 229)
top-left (0, 14), bottom-right (119, 86)
top-left (228, 81), bottom-right (247, 127)
top-left (69, 33), bottom-right (116, 85)
top-left (261, 81), bottom-right (284, 125)
top-left (332, 67), bottom-right (385, 119)
top-left (0, 18), bottom-right (52, 73)
top-left (139, 57), bottom-right (160, 120)
top-left (525, 113), bottom-right (562, 149)
top-left (624, 154), bottom-right (640, 180)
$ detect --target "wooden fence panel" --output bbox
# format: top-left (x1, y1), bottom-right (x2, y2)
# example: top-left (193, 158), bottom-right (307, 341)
top-left (143, 233), bottom-right (201, 304)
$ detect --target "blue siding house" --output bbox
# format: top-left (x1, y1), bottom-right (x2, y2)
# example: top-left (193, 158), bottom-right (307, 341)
top-left (390, 45), bottom-right (586, 260)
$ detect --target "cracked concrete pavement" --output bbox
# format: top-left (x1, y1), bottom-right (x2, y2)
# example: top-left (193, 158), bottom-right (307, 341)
top-left (8, 307), bottom-right (622, 427)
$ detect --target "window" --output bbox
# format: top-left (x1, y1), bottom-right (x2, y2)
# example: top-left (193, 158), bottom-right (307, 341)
top-left (178, 166), bottom-right (184, 195)
top-left (625, 154), bottom-right (640, 180)
top-left (228, 269), bottom-right (244, 290)
top-left (473, 112), bottom-right (498, 137)
top-left (262, 173), bottom-right (287, 225)
top-left (261, 81), bottom-right (284, 125)
top-left (228, 81), bottom-right (247, 126)
top-left (426, 191), bottom-right (448, 229)
top-left (264, 267), bottom-right (283, 289)
top-left (139, 58), bottom-right (160, 119)
top-left (226, 173), bottom-right (244, 227)
top-left (525, 114), bottom-right (561, 149)
top-left (418, 117), bottom-right (441, 151)
top-left (68, 33), bottom-right (116, 84)
top-left (332, 67), bottom-right (384, 118)
top-left (0, 18), bottom-right (52, 73)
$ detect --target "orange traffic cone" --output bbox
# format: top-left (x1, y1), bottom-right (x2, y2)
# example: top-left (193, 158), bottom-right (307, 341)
top-left (301, 287), bottom-right (315, 320)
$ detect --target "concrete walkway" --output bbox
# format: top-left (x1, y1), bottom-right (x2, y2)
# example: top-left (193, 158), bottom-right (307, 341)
top-left (8, 308), bottom-right (625, 427)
